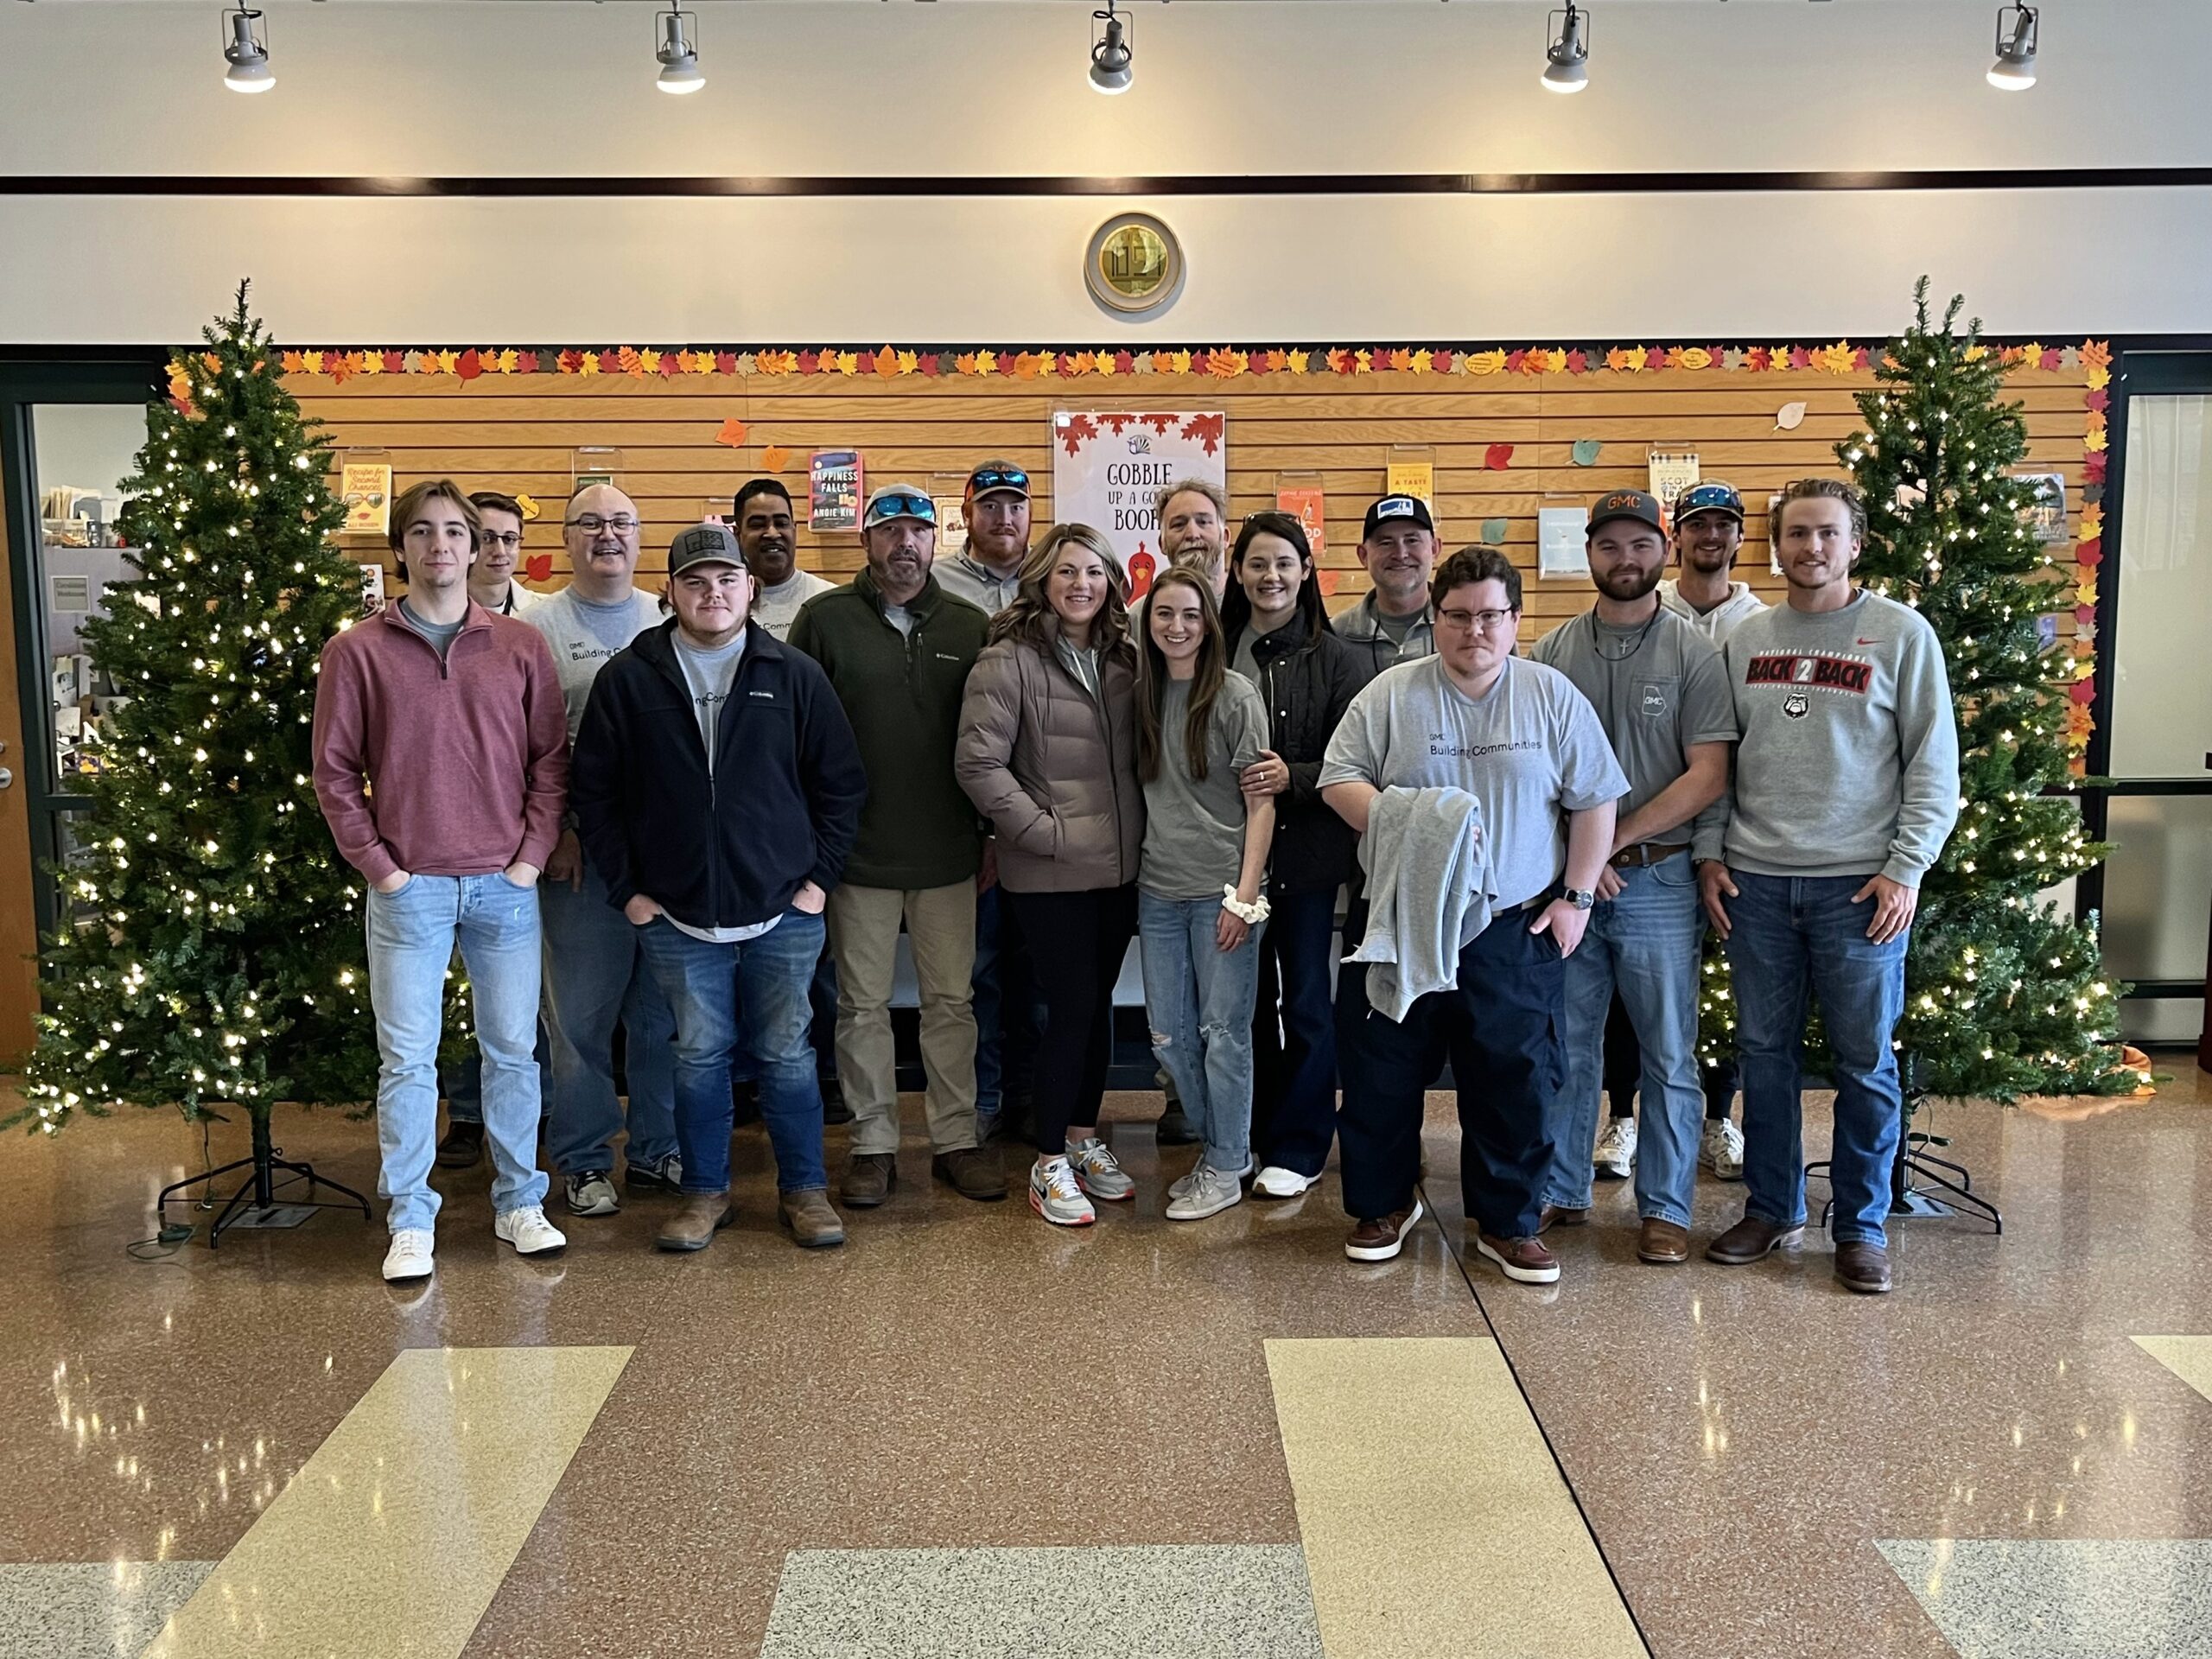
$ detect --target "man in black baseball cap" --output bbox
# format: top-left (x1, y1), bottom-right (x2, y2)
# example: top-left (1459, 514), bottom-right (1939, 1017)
top-left (1337, 493), bottom-right (1439, 673)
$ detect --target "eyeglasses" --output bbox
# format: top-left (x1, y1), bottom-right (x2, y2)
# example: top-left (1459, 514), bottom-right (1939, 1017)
top-left (967, 467), bottom-right (1028, 496)
top-left (1436, 607), bottom-right (1518, 633)
top-left (480, 531), bottom-right (524, 550)
top-left (566, 514), bottom-right (639, 534)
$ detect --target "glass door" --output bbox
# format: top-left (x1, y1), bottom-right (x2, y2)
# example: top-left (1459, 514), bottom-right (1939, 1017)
top-left (0, 365), bottom-right (164, 966)
top-left (2093, 356), bottom-right (2212, 1056)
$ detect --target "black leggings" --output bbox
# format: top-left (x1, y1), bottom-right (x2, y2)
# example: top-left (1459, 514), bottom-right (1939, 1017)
top-left (1007, 884), bottom-right (1139, 1156)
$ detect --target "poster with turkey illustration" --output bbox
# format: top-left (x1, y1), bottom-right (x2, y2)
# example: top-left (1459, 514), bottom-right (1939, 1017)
top-left (1051, 410), bottom-right (1227, 599)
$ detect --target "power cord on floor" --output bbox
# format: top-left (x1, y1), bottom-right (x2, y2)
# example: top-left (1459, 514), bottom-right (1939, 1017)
top-left (125, 1116), bottom-right (214, 1261)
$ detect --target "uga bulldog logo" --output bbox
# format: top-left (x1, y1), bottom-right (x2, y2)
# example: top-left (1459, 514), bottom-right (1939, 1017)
top-left (1783, 690), bottom-right (1811, 720)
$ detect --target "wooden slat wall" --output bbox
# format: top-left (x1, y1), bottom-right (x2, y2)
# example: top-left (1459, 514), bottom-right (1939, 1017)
top-left (291, 365), bottom-right (2090, 640)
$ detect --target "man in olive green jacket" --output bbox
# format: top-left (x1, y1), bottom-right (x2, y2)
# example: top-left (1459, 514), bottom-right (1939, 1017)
top-left (788, 485), bottom-right (1002, 1206)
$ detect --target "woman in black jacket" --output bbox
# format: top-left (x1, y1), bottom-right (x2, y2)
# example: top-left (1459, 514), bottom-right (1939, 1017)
top-left (1221, 512), bottom-right (1376, 1198)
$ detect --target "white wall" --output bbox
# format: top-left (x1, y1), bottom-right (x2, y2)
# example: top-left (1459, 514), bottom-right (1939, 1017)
top-left (1, 1), bottom-right (2208, 344)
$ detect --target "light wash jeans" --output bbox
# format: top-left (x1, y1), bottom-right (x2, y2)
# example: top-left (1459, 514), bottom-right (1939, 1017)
top-left (1139, 891), bottom-right (1265, 1174)
top-left (540, 855), bottom-right (678, 1177)
top-left (1726, 870), bottom-right (1910, 1247)
top-left (365, 873), bottom-right (550, 1233)
top-left (1546, 854), bottom-right (1707, 1226)
top-left (635, 911), bottom-right (830, 1194)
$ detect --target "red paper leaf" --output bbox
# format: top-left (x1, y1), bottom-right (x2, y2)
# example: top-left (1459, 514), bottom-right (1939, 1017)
top-left (2039, 347), bottom-right (2063, 372)
top-left (2084, 452), bottom-right (2107, 483)
top-left (1644, 347), bottom-right (1667, 372)
top-left (517, 351), bottom-right (540, 374)
top-left (2077, 540), bottom-right (2103, 567)
top-left (855, 351), bottom-right (877, 375)
top-left (1181, 412), bottom-right (1225, 455)
top-left (2085, 387), bottom-right (2111, 413)
top-left (2074, 605), bottom-right (2097, 625)
top-left (2068, 680), bottom-right (2096, 704)
top-left (659, 353), bottom-right (682, 378)
top-left (917, 353), bottom-right (941, 376)
top-left (1484, 443), bottom-right (1515, 470)
top-left (1789, 347), bottom-right (1813, 370)
top-left (712, 351), bottom-right (737, 374)
top-left (457, 348), bottom-right (483, 381)
top-left (1113, 352), bottom-right (1135, 374)
top-left (1566, 349), bottom-right (1589, 375)
top-left (1058, 413), bottom-right (1098, 456)
top-left (797, 351), bottom-right (820, 375)
top-left (524, 555), bottom-right (553, 583)
top-left (1505, 351), bottom-right (1529, 374)
top-left (1432, 350), bottom-right (1455, 374)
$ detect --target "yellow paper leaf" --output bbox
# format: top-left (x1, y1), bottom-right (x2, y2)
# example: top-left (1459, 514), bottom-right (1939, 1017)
top-left (1465, 349), bottom-right (1507, 377)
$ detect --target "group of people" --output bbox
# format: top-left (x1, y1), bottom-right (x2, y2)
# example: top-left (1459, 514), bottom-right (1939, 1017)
top-left (312, 457), bottom-right (1959, 1296)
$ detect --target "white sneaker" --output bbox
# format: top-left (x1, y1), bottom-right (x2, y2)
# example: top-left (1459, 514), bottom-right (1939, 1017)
top-left (1592, 1116), bottom-right (1637, 1180)
top-left (1066, 1136), bottom-right (1135, 1202)
top-left (1169, 1157), bottom-right (1252, 1201)
top-left (1700, 1117), bottom-right (1746, 1181)
top-left (1166, 1163), bottom-right (1246, 1222)
top-left (381, 1229), bottom-right (435, 1282)
top-left (1252, 1165), bottom-right (1319, 1198)
top-left (494, 1205), bottom-right (568, 1256)
top-left (1028, 1155), bottom-right (1096, 1228)
top-left (564, 1170), bottom-right (620, 1217)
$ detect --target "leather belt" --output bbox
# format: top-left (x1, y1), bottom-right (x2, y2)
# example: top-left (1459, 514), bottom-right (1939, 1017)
top-left (1608, 842), bottom-right (1688, 869)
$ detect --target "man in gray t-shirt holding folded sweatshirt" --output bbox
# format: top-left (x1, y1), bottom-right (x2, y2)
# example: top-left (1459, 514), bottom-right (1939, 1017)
top-left (1697, 479), bottom-right (1960, 1296)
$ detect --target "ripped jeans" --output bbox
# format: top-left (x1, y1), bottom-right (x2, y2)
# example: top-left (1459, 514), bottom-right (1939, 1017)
top-left (1139, 890), bottom-right (1266, 1174)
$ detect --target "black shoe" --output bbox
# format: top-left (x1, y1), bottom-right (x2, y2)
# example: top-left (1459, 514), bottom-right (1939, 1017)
top-left (625, 1152), bottom-right (685, 1193)
top-left (820, 1074), bottom-right (853, 1125)
top-left (1155, 1107), bottom-right (1201, 1147)
top-left (731, 1077), bottom-right (762, 1128)
top-left (435, 1119), bottom-right (484, 1170)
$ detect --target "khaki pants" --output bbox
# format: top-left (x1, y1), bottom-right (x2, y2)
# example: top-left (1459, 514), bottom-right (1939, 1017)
top-left (825, 880), bottom-right (980, 1156)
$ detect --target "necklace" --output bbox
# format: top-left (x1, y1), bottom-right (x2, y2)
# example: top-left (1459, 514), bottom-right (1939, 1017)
top-left (1589, 607), bottom-right (1661, 663)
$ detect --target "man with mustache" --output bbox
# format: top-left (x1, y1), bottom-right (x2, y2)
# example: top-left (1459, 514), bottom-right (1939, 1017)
top-left (790, 486), bottom-right (1004, 1208)
top-left (1334, 494), bottom-right (1439, 673)
top-left (1532, 490), bottom-right (1735, 1266)
top-left (1157, 477), bottom-right (1231, 601)
top-left (525, 483), bottom-right (681, 1218)
top-left (736, 478), bottom-right (832, 643)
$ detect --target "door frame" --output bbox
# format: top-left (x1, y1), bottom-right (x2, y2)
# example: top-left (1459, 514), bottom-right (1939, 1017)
top-left (0, 355), bottom-right (165, 1060)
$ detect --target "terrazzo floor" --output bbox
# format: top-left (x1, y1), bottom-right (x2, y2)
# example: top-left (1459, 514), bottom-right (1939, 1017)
top-left (0, 1065), bottom-right (2205, 1657)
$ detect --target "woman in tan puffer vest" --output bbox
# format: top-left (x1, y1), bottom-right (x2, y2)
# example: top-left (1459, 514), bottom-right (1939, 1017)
top-left (957, 524), bottom-right (1146, 1227)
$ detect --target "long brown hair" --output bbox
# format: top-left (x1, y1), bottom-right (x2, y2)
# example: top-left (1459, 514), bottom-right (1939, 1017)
top-left (1219, 511), bottom-right (1325, 653)
top-left (1137, 567), bottom-right (1229, 784)
top-left (988, 523), bottom-right (1134, 663)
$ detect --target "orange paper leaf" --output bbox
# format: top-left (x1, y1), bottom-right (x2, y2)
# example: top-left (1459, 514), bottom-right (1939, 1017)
top-left (763, 445), bottom-right (792, 471)
top-left (715, 417), bottom-right (749, 448)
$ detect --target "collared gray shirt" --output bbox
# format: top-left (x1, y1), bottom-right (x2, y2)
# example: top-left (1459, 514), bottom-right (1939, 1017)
top-left (1531, 607), bottom-right (1735, 835)
top-left (934, 553), bottom-right (1026, 618)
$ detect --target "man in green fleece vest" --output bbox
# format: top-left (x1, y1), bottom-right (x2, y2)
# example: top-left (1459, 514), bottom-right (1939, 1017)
top-left (789, 485), bottom-right (1004, 1207)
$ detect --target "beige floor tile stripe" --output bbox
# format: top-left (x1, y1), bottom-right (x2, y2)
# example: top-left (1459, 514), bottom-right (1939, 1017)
top-left (141, 1345), bottom-right (632, 1659)
top-left (2133, 1335), bottom-right (2212, 1401)
top-left (1266, 1336), bottom-right (1646, 1659)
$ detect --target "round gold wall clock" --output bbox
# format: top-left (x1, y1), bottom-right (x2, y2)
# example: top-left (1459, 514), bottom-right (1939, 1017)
top-left (1085, 213), bottom-right (1184, 316)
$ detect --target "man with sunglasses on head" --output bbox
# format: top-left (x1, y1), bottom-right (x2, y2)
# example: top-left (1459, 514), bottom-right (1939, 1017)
top-left (1320, 548), bottom-right (1626, 1284)
top-left (929, 461), bottom-right (1047, 1146)
top-left (791, 485), bottom-right (1004, 1209)
top-left (523, 483), bottom-right (683, 1218)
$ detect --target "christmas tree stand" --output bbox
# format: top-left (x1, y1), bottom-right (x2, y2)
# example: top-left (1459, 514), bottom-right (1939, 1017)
top-left (157, 1109), bottom-right (372, 1249)
top-left (1807, 1075), bottom-right (2003, 1234)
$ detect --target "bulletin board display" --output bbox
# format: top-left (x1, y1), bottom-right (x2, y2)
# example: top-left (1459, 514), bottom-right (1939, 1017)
top-left (283, 344), bottom-right (2099, 640)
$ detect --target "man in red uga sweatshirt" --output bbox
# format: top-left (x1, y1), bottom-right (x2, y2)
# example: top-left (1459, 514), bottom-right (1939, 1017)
top-left (311, 479), bottom-right (572, 1284)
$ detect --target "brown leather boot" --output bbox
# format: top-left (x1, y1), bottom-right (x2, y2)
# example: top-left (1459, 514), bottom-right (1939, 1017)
top-left (1834, 1239), bottom-right (1894, 1294)
top-left (932, 1146), bottom-right (1006, 1202)
top-left (1705, 1215), bottom-right (1805, 1265)
top-left (1538, 1203), bottom-right (1588, 1233)
top-left (840, 1153), bottom-right (897, 1207)
top-left (779, 1187), bottom-right (846, 1249)
top-left (1637, 1217), bottom-right (1692, 1264)
top-left (655, 1192), bottom-right (734, 1253)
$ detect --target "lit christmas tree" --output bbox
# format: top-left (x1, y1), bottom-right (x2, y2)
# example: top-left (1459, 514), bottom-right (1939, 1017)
top-left (1700, 282), bottom-right (2134, 1103)
top-left (12, 284), bottom-right (380, 1134)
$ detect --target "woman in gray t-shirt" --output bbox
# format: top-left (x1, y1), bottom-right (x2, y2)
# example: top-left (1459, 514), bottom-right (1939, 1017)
top-left (1135, 569), bottom-right (1275, 1222)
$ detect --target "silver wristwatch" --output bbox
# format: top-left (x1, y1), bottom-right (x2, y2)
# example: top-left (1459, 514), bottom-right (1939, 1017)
top-left (1563, 888), bottom-right (1597, 911)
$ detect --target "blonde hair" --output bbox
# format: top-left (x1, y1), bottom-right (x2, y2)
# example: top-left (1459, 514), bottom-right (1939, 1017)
top-left (989, 523), bottom-right (1133, 659)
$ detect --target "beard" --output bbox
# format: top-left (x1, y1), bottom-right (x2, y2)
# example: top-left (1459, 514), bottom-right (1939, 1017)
top-left (1593, 563), bottom-right (1662, 602)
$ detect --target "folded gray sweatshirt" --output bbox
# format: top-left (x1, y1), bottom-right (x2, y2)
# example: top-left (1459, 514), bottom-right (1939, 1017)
top-left (1709, 590), bottom-right (1961, 887)
top-left (1350, 785), bottom-right (1495, 1022)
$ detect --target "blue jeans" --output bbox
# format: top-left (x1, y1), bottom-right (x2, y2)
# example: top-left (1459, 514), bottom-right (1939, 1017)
top-left (443, 1022), bottom-right (550, 1125)
top-left (1252, 881), bottom-right (1342, 1179)
top-left (1548, 855), bottom-right (1707, 1226)
top-left (634, 910), bottom-right (829, 1194)
top-left (365, 874), bottom-right (550, 1233)
top-left (541, 855), bottom-right (678, 1176)
top-left (1139, 891), bottom-right (1265, 1173)
top-left (1726, 870), bottom-right (1909, 1247)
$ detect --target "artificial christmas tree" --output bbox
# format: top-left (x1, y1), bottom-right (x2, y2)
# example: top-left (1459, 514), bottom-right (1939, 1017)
top-left (1697, 282), bottom-right (2134, 1115)
top-left (13, 286), bottom-right (384, 1178)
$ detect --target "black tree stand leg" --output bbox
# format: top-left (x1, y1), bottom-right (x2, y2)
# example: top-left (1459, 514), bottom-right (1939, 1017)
top-left (1805, 1065), bottom-right (2003, 1235)
top-left (156, 1111), bottom-right (373, 1249)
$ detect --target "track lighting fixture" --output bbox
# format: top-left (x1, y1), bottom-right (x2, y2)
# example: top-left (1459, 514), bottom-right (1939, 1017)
top-left (1541, 3), bottom-right (1590, 95)
top-left (1988, 4), bottom-right (2038, 91)
top-left (656, 6), bottom-right (705, 95)
top-left (1090, 3), bottom-right (1134, 96)
top-left (221, 8), bottom-right (274, 95)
